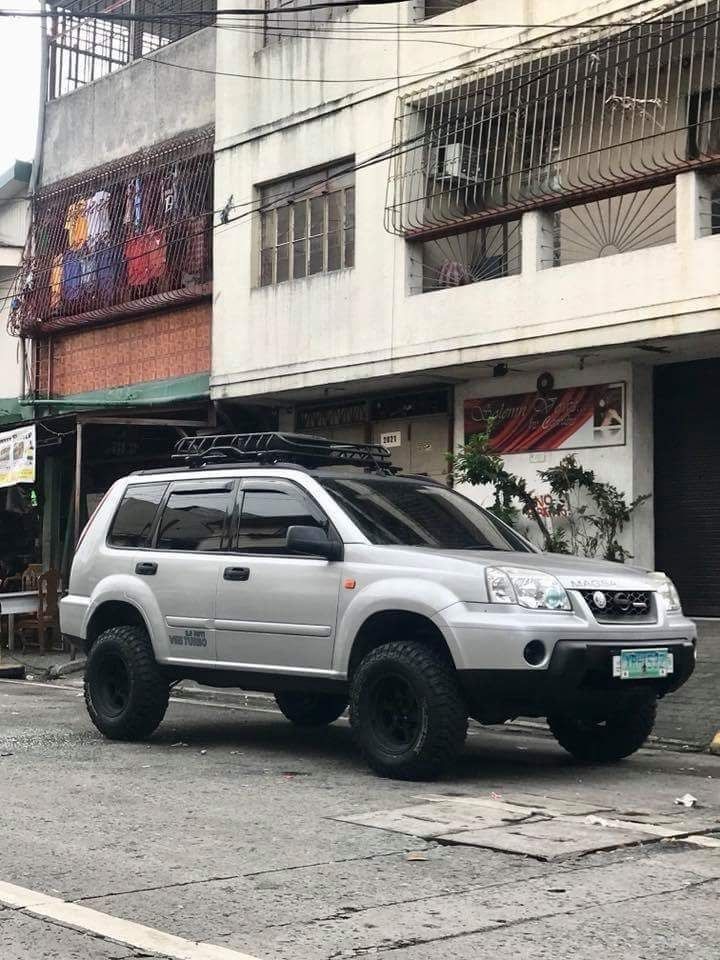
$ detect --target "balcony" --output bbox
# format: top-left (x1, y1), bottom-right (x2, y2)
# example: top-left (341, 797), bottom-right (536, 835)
top-left (9, 129), bottom-right (214, 338)
top-left (47, 0), bottom-right (216, 99)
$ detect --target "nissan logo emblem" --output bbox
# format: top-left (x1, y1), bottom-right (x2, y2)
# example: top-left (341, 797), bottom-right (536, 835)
top-left (592, 590), bottom-right (607, 609)
top-left (614, 592), bottom-right (631, 612)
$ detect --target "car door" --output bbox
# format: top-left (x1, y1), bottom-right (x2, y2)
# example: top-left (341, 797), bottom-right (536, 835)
top-left (214, 477), bottom-right (343, 672)
top-left (135, 478), bottom-right (238, 664)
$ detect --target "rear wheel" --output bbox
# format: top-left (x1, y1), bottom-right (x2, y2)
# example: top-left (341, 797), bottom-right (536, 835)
top-left (548, 696), bottom-right (657, 762)
top-left (350, 641), bottom-right (467, 781)
top-left (274, 691), bottom-right (348, 727)
top-left (85, 625), bottom-right (169, 741)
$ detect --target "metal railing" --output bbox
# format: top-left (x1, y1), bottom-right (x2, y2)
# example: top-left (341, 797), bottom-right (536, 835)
top-left (385, 0), bottom-right (720, 238)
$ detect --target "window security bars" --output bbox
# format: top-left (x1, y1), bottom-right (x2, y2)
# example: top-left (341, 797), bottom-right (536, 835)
top-left (48, 0), bottom-right (216, 99)
top-left (385, 0), bottom-right (720, 238)
top-left (259, 165), bottom-right (355, 286)
top-left (413, 220), bottom-right (521, 292)
top-left (9, 130), bottom-right (214, 338)
top-left (553, 182), bottom-right (677, 266)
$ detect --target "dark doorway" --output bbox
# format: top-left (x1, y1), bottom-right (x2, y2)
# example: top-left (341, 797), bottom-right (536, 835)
top-left (654, 359), bottom-right (720, 617)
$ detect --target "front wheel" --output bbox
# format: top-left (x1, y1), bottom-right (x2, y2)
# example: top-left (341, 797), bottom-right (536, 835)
top-left (85, 625), bottom-right (169, 741)
top-left (548, 696), bottom-right (657, 763)
top-left (350, 641), bottom-right (467, 781)
top-left (274, 691), bottom-right (348, 727)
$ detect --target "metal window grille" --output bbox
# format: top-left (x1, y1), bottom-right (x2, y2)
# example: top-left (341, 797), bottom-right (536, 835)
top-left (259, 166), bottom-right (355, 285)
top-left (553, 182), bottom-right (677, 266)
top-left (8, 129), bottom-right (214, 338)
top-left (48, 0), bottom-right (216, 100)
top-left (413, 219), bottom-right (521, 293)
top-left (385, 0), bottom-right (720, 238)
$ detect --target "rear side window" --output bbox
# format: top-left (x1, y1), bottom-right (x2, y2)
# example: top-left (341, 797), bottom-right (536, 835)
top-left (236, 481), bottom-right (327, 554)
top-left (108, 483), bottom-right (167, 548)
top-left (157, 483), bottom-right (234, 552)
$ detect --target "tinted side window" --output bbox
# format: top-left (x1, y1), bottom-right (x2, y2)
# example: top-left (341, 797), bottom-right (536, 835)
top-left (237, 482), bottom-right (327, 554)
top-left (109, 484), bottom-right (167, 548)
top-left (157, 484), bottom-right (234, 552)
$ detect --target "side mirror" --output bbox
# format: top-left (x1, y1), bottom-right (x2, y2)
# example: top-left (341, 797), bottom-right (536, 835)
top-left (286, 525), bottom-right (343, 562)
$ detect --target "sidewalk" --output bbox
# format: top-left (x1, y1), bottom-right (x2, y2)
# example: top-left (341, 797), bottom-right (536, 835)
top-left (2, 621), bottom-right (718, 750)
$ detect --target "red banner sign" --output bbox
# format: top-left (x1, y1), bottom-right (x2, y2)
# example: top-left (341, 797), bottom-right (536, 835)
top-left (464, 383), bottom-right (625, 453)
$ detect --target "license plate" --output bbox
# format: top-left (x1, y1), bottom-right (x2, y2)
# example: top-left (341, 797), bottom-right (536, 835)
top-left (613, 648), bottom-right (674, 680)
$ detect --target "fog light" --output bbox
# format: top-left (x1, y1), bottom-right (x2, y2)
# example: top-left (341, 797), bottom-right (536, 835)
top-left (524, 640), bottom-right (546, 666)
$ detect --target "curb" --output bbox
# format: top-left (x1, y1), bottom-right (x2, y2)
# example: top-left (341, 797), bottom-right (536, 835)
top-left (0, 663), bottom-right (26, 680)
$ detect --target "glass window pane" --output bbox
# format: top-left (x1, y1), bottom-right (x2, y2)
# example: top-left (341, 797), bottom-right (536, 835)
top-left (157, 486), bottom-right (233, 552)
top-left (328, 191), bottom-right (342, 232)
top-left (276, 206), bottom-right (290, 245)
top-left (109, 483), bottom-right (167, 548)
top-left (310, 196), bottom-right (325, 236)
top-left (328, 230), bottom-right (341, 271)
top-left (237, 483), bottom-right (327, 554)
top-left (260, 210), bottom-right (274, 248)
top-left (293, 201), bottom-right (307, 240)
top-left (344, 186), bottom-right (355, 229)
top-left (309, 234), bottom-right (324, 274)
top-left (276, 243), bottom-right (290, 283)
top-left (260, 248), bottom-right (273, 286)
top-left (344, 228), bottom-right (355, 268)
top-left (293, 240), bottom-right (307, 279)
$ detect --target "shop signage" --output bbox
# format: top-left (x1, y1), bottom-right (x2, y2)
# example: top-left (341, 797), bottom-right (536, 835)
top-left (464, 382), bottom-right (625, 453)
top-left (0, 425), bottom-right (36, 489)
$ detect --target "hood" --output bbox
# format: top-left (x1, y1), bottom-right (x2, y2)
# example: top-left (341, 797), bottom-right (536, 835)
top-left (373, 546), bottom-right (658, 591)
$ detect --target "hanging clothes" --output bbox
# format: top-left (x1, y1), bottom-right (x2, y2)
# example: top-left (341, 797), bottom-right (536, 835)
top-left (86, 190), bottom-right (111, 245)
top-left (124, 178), bottom-right (143, 231)
top-left (62, 251), bottom-right (82, 300)
top-left (125, 229), bottom-right (167, 287)
top-left (64, 198), bottom-right (89, 250)
top-left (96, 243), bottom-right (121, 293)
top-left (80, 251), bottom-right (97, 290)
top-left (49, 255), bottom-right (63, 309)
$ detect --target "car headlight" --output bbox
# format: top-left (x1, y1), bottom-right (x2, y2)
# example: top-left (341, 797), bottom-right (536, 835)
top-left (652, 573), bottom-right (682, 613)
top-left (486, 566), bottom-right (572, 611)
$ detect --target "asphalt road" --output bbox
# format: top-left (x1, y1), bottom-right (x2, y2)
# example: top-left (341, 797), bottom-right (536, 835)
top-left (1, 678), bottom-right (719, 960)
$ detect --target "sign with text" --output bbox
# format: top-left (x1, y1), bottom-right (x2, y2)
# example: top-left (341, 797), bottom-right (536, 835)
top-left (0, 425), bottom-right (36, 489)
top-left (380, 431), bottom-right (403, 448)
top-left (464, 383), bottom-right (625, 453)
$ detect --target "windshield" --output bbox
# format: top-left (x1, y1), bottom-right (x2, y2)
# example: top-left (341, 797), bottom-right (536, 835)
top-left (318, 476), bottom-right (533, 551)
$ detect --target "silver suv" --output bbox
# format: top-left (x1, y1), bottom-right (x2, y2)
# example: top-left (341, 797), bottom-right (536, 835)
top-left (60, 433), bottom-right (696, 780)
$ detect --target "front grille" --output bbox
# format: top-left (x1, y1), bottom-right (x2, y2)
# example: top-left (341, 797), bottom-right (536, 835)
top-left (580, 590), bottom-right (655, 623)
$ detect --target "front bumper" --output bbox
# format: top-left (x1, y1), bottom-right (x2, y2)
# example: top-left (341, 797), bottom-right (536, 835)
top-left (438, 601), bottom-right (697, 717)
top-left (457, 637), bottom-right (696, 717)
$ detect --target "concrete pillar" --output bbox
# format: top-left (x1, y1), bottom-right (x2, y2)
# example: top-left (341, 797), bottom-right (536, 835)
top-left (676, 170), bottom-right (714, 245)
top-left (521, 209), bottom-right (555, 275)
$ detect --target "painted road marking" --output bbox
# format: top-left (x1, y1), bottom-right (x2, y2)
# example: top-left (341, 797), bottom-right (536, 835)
top-left (0, 881), bottom-right (260, 960)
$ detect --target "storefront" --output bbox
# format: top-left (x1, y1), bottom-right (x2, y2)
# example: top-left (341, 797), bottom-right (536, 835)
top-left (295, 387), bottom-right (453, 483)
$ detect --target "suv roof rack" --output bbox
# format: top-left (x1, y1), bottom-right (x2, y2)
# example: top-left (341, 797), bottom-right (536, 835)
top-left (172, 432), bottom-right (399, 473)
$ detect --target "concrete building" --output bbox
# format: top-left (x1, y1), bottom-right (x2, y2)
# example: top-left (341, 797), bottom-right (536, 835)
top-left (211, 0), bottom-right (720, 616)
top-left (9, 2), bottom-right (219, 572)
top-left (0, 161), bottom-right (31, 426)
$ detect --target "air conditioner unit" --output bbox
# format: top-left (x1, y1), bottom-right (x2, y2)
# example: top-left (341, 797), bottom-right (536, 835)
top-left (431, 142), bottom-right (480, 183)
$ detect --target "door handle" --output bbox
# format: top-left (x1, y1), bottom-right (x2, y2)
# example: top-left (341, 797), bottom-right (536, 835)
top-left (135, 561), bottom-right (158, 576)
top-left (224, 566), bottom-right (250, 582)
